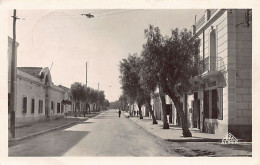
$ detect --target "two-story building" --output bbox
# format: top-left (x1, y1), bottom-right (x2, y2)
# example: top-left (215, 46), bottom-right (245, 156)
top-left (190, 9), bottom-right (252, 139)
top-left (148, 9), bottom-right (252, 140)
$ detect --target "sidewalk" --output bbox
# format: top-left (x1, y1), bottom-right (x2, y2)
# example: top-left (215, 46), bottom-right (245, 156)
top-left (9, 112), bottom-right (101, 146)
top-left (128, 116), bottom-right (228, 142)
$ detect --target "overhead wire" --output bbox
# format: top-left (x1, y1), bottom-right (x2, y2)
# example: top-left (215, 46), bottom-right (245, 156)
top-left (17, 9), bottom-right (142, 20)
top-left (94, 9), bottom-right (142, 18)
top-left (90, 9), bottom-right (119, 14)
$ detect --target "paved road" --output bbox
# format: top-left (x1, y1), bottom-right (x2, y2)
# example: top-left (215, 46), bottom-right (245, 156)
top-left (9, 109), bottom-right (176, 156)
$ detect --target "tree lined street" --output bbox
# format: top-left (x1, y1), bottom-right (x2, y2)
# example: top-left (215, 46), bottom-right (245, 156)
top-left (9, 109), bottom-right (173, 156)
top-left (9, 109), bottom-right (252, 157)
top-left (7, 9), bottom-right (253, 158)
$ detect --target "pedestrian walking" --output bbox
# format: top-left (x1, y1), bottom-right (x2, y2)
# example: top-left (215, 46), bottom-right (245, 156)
top-left (118, 109), bottom-right (121, 118)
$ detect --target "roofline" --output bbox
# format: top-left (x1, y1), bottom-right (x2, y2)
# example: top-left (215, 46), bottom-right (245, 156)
top-left (193, 9), bottom-right (226, 36)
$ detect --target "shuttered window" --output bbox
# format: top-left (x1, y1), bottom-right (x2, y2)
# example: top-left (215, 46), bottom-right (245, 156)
top-left (38, 100), bottom-right (43, 113)
top-left (203, 91), bottom-right (209, 118)
top-left (57, 103), bottom-right (60, 113)
top-left (217, 88), bottom-right (223, 120)
top-left (51, 101), bottom-right (54, 110)
top-left (212, 89), bottom-right (218, 119)
top-left (23, 97), bottom-right (27, 113)
top-left (31, 99), bottom-right (35, 114)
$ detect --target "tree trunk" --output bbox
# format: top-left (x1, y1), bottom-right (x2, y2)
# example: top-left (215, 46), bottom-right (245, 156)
top-left (170, 92), bottom-right (192, 137)
top-left (138, 104), bottom-right (143, 119)
top-left (169, 113), bottom-right (173, 123)
top-left (146, 100), bottom-right (158, 124)
top-left (159, 94), bottom-right (169, 129)
top-left (75, 102), bottom-right (79, 117)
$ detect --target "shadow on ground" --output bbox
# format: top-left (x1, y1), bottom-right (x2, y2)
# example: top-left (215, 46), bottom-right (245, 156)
top-left (9, 130), bottom-right (90, 157)
top-left (212, 143), bottom-right (252, 152)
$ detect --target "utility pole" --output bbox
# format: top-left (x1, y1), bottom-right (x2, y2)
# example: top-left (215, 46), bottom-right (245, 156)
top-left (98, 82), bottom-right (99, 91)
top-left (10, 9), bottom-right (19, 138)
top-left (86, 62), bottom-right (88, 87)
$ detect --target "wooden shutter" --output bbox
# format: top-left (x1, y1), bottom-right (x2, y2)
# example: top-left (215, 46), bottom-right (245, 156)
top-left (217, 88), bottom-right (223, 120)
top-left (57, 103), bottom-right (60, 113)
top-left (23, 97), bottom-right (27, 113)
top-left (31, 99), bottom-right (35, 113)
top-left (212, 89), bottom-right (218, 119)
top-left (38, 100), bottom-right (41, 113)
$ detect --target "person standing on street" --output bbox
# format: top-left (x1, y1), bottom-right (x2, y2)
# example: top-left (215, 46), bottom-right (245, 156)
top-left (118, 109), bottom-right (121, 118)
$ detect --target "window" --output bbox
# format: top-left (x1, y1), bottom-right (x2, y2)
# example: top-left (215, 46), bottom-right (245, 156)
top-left (209, 29), bottom-right (217, 71)
top-left (57, 103), bottom-right (60, 113)
top-left (204, 89), bottom-right (223, 120)
top-left (31, 99), bottom-right (35, 114)
top-left (38, 100), bottom-right (43, 113)
top-left (23, 97), bottom-right (27, 113)
top-left (51, 101), bottom-right (54, 110)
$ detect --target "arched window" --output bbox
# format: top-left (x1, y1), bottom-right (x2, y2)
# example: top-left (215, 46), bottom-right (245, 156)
top-left (210, 29), bottom-right (217, 71)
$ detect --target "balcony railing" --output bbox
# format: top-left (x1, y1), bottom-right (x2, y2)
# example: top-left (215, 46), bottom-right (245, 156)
top-left (195, 9), bottom-right (218, 31)
top-left (198, 56), bottom-right (225, 74)
top-left (195, 15), bottom-right (205, 30)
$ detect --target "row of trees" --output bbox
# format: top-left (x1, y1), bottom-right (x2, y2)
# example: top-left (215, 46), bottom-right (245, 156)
top-left (109, 94), bottom-right (128, 110)
top-left (70, 82), bottom-right (109, 116)
top-left (119, 25), bottom-right (200, 137)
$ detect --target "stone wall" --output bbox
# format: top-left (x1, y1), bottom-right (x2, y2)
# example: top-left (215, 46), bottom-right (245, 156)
top-left (227, 9), bottom-right (252, 139)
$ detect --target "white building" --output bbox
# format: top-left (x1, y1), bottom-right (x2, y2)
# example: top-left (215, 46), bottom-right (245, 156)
top-left (149, 9), bottom-right (252, 140)
top-left (8, 37), bottom-right (71, 127)
top-left (190, 9), bottom-right (252, 139)
top-left (15, 67), bottom-right (70, 126)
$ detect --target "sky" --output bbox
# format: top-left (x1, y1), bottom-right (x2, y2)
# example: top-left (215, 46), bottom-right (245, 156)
top-left (8, 9), bottom-right (205, 102)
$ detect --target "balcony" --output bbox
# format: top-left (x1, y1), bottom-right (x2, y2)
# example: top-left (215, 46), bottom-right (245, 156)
top-left (198, 56), bottom-right (225, 74)
top-left (194, 9), bottom-right (218, 32)
top-left (191, 56), bottom-right (226, 87)
top-left (195, 15), bottom-right (205, 30)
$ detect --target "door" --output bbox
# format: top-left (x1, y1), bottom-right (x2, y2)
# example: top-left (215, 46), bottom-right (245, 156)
top-left (193, 100), bottom-right (200, 129)
top-left (166, 104), bottom-right (172, 123)
top-left (202, 90), bottom-right (209, 132)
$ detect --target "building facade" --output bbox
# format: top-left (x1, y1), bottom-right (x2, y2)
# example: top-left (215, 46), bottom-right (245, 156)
top-left (148, 9), bottom-right (252, 140)
top-left (190, 9), bottom-right (252, 139)
top-left (8, 37), bottom-right (72, 128)
top-left (14, 67), bottom-right (70, 126)
top-left (151, 94), bottom-right (177, 124)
